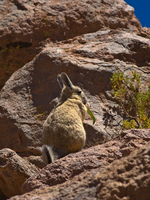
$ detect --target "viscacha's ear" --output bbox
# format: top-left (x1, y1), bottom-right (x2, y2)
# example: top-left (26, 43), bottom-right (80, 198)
top-left (57, 74), bottom-right (64, 89)
top-left (61, 72), bottom-right (74, 89)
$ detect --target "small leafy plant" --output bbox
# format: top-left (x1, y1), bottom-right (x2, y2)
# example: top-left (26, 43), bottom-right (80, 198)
top-left (87, 108), bottom-right (96, 124)
top-left (111, 71), bottom-right (150, 129)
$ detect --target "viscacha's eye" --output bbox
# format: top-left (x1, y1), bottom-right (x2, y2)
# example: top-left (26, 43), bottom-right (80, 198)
top-left (77, 90), bottom-right (81, 95)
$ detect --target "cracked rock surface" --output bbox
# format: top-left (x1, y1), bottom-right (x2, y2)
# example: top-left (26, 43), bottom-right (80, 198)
top-left (0, 0), bottom-right (150, 199)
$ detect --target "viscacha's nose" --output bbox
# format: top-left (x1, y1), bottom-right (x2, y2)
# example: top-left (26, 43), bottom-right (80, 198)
top-left (82, 96), bottom-right (87, 105)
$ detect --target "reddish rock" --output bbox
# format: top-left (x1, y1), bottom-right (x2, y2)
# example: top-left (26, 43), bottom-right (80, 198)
top-left (0, 148), bottom-right (39, 199)
top-left (24, 155), bottom-right (45, 169)
top-left (22, 129), bottom-right (150, 194)
top-left (0, 0), bottom-right (141, 89)
top-left (0, 1), bottom-right (150, 199)
top-left (0, 28), bottom-right (150, 157)
top-left (10, 138), bottom-right (150, 199)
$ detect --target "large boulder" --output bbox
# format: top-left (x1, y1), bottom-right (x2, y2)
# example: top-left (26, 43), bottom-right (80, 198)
top-left (10, 129), bottom-right (150, 200)
top-left (0, 148), bottom-right (39, 199)
top-left (0, 1), bottom-right (150, 199)
top-left (0, 29), bottom-right (150, 157)
top-left (22, 129), bottom-right (150, 194)
top-left (0, 0), bottom-right (141, 89)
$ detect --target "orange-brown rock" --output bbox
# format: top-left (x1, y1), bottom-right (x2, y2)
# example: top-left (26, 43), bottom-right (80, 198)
top-left (10, 129), bottom-right (150, 200)
top-left (0, 148), bottom-right (39, 199)
top-left (21, 129), bottom-right (150, 194)
top-left (0, 0), bottom-right (141, 89)
top-left (0, 0), bottom-right (150, 199)
top-left (0, 28), bottom-right (150, 157)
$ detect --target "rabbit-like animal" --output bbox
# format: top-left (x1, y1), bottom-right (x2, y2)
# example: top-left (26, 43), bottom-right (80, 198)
top-left (42, 72), bottom-right (88, 164)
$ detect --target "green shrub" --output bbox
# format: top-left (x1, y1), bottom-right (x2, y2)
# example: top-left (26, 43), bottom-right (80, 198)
top-left (111, 71), bottom-right (150, 129)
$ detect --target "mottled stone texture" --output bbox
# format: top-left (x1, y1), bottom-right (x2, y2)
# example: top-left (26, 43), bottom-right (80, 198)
top-left (0, 30), bottom-right (150, 157)
top-left (11, 130), bottom-right (150, 199)
top-left (0, 148), bottom-right (39, 198)
top-left (0, 0), bottom-right (142, 89)
top-left (0, 0), bottom-right (150, 199)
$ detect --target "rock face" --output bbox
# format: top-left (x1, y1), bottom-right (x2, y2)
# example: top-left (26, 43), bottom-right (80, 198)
top-left (10, 129), bottom-right (150, 200)
top-left (0, 0), bottom-right (150, 199)
top-left (0, 29), bottom-right (150, 157)
top-left (0, 148), bottom-right (39, 199)
top-left (0, 0), bottom-right (141, 89)
top-left (22, 129), bottom-right (150, 194)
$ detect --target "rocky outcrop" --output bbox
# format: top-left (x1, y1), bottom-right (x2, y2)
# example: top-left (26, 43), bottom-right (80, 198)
top-left (0, 148), bottom-right (39, 199)
top-left (10, 129), bottom-right (150, 199)
top-left (0, 28), bottom-right (150, 157)
top-left (0, 0), bottom-right (141, 89)
top-left (0, 0), bottom-right (150, 199)
top-left (22, 129), bottom-right (150, 194)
